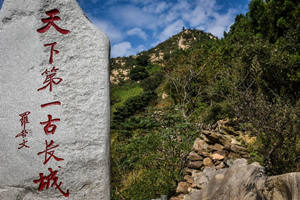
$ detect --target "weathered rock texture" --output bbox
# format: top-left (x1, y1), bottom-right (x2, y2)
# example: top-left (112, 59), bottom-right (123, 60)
top-left (171, 119), bottom-right (252, 200)
top-left (184, 159), bottom-right (300, 200)
top-left (171, 119), bottom-right (300, 200)
top-left (0, 0), bottom-right (110, 199)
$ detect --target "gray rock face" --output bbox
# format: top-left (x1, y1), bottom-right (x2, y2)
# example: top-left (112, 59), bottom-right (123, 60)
top-left (184, 159), bottom-right (300, 200)
top-left (0, 0), bottom-right (110, 199)
top-left (263, 173), bottom-right (300, 200)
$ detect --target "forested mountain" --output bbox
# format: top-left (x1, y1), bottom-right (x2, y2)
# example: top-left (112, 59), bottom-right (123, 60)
top-left (110, 0), bottom-right (300, 199)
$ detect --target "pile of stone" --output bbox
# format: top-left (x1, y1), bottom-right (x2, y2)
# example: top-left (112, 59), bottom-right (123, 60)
top-left (174, 159), bottom-right (300, 200)
top-left (171, 119), bottom-right (254, 200)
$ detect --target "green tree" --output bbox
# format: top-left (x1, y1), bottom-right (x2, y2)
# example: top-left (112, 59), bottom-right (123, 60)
top-left (136, 54), bottom-right (150, 66)
top-left (129, 65), bottom-right (149, 81)
top-left (111, 106), bottom-right (201, 200)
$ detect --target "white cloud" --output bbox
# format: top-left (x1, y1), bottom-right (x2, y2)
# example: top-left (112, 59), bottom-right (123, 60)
top-left (111, 41), bottom-right (145, 57)
top-left (92, 19), bottom-right (123, 41)
top-left (159, 19), bottom-right (185, 42)
top-left (162, 0), bottom-right (190, 25)
top-left (142, 2), bottom-right (169, 14)
top-left (183, 6), bottom-right (208, 27)
top-left (182, 0), bottom-right (216, 27)
top-left (127, 28), bottom-right (148, 40)
top-left (111, 5), bottom-right (157, 29)
top-left (155, 2), bottom-right (168, 13)
top-left (171, 0), bottom-right (191, 12)
top-left (112, 42), bottom-right (132, 57)
top-left (207, 9), bottom-right (237, 38)
top-left (81, 0), bottom-right (248, 54)
top-left (135, 44), bottom-right (146, 54)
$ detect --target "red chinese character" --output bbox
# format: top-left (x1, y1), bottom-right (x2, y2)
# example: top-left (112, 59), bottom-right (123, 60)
top-left (41, 101), bottom-right (62, 108)
top-left (37, 9), bottom-right (70, 34)
top-left (37, 67), bottom-right (62, 92)
top-left (18, 139), bottom-right (30, 149)
top-left (19, 111), bottom-right (30, 129)
top-left (38, 140), bottom-right (64, 165)
top-left (40, 114), bottom-right (60, 135)
top-left (44, 42), bottom-right (59, 64)
top-left (15, 129), bottom-right (28, 138)
top-left (33, 168), bottom-right (69, 197)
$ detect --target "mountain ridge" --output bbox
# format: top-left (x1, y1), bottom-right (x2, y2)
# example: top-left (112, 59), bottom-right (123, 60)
top-left (110, 1), bottom-right (300, 199)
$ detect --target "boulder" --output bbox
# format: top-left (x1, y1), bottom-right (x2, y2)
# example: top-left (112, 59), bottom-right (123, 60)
top-left (0, 0), bottom-right (110, 199)
top-left (211, 153), bottom-right (225, 161)
top-left (184, 175), bottom-right (194, 184)
top-left (176, 182), bottom-right (190, 194)
top-left (184, 159), bottom-right (300, 200)
top-left (170, 194), bottom-right (185, 200)
top-left (202, 130), bottom-right (230, 146)
top-left (263, 173), bottom-right (300, 200)
top-left (210, 143), bottom-right (224, 151)
top-left (192, 138), bottom-right (208, 152)
top-left (203, 157), bottom-right (214, 167)
top-left (188, 151), bottom-right (203, 161)
top-left (215, 162), bottom-right (225, 170)
top-left (188, 161), bottom-right (203, 169)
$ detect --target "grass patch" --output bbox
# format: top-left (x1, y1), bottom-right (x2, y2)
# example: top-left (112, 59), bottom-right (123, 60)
top-left (147, 64), bottom-right (162, 75)
top-left (111, 83), bottom-right (144, 113)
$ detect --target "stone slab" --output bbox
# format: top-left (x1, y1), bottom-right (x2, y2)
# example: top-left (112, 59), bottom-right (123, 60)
top-left (0, 0), bottom-right (110, 199)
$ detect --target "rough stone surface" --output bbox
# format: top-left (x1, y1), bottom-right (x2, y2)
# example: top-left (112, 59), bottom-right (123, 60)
top-left (170, 194), bottom-right (185, 200)
top-left (188, 161), bottom-right (203, 169)
top-left (192, 138), bottom-right (207, 152)
top-left (215, 162), bottom-right (225, 170)
top-left (211, 143), bottom-right (224, 151)
top-left (171, 119), bottom-right (253, 200)
top-left (0, 0), bottom-right (110, 199)
top-left (188, 151), bottom-right (203, 161)
top-left (263, 173), bottom-right (300, 200)
top-left (171, 119), bottom-right (299, 200)
top-left (211, 153), bottom-right (225, 161)
top-left (184, 175), bottom-right (194, 184)
top-left (203, 157), bottom-right (214, 167)
top-left (184, 159), bottom-right (300, 200)
top-left (176, 182), bottom-right (190, 194)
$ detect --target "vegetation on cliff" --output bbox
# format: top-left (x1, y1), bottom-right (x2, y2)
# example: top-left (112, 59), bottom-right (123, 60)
top-left (110, 0), bottom-right (300, 199)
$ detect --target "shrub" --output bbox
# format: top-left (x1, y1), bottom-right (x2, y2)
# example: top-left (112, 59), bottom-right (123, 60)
top-left (129, 65), bottom-right (149, 81)
top-left (234, 91), bottom-right (300, 175)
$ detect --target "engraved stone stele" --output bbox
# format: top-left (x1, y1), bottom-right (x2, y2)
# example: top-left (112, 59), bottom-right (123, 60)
top-left (0, 0), bottom-right (110, 199)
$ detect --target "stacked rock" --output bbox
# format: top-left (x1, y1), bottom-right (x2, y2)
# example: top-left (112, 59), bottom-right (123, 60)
top-left (171, 119), bottom-right (253, 200)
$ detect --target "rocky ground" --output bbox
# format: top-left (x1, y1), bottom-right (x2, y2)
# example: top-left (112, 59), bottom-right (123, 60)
top-left (171, 119), bottom-right (300, 200)
top-left (171, 118), bottom-right (252, 200)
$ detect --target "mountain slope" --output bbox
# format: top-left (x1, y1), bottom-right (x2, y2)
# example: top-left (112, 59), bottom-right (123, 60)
top-left (110, 1), bottom-right (300, 199)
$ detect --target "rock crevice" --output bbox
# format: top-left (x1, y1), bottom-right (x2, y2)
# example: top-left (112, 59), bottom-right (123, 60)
top-left (171, 119), bottom-right (300, 200)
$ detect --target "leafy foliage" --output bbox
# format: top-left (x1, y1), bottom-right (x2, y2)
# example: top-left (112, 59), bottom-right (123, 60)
top-left (136, 54), bottom-right (150, 66)
top-left (110, 83), bottom-right (143, 112)
top-left (129, 65), bottom-right (149, 81)
top-left (234, 92), bottom-right (300, 174)
top-left (111, 107), bottom-right (200, 200)
top-left (112, 91), bottom-right (155, 130)
top-left (110, 0), bottom-right (300, 198)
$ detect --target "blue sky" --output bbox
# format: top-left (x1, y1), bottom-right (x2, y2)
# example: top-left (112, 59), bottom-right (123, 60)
top-left (0, 0), bottom-right (250, 58)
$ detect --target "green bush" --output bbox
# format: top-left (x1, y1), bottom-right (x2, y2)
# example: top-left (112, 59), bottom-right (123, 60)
top-left (234, 92), bottom-right (300, 175)
top-left (140, 71), bottom-right (163, 91)
top-left (129, 65), bottom-right (149, 81)
top-left (111, 107), bottom-right (201, 200)
top-left (110, 1), bottom-right (300, 199)
top-left (112, 91), bottom-right (156, 128)
top-left (136, 54), bottom-right (150, 66)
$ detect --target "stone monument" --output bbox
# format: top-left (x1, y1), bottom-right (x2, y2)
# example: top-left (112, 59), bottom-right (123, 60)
top-left (0, 0), bottom-right (110, 199)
